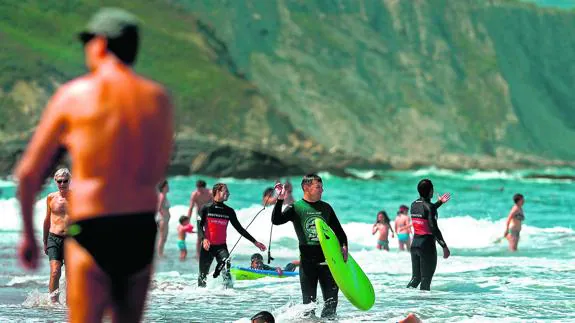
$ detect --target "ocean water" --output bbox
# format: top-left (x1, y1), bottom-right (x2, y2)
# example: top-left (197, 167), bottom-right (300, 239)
top-left (0, 167), bottom-right (574, 322)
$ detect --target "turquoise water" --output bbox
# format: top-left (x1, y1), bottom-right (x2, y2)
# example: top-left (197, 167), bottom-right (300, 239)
top-left (0, 168), bottom-right (574, 322)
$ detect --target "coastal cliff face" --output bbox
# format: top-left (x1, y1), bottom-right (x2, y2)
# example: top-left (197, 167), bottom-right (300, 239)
top-left (1, 0), bottom-right (574, 178)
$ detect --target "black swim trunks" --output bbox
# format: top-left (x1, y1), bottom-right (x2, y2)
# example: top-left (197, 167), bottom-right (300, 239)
top-left (46, 232), bottom-right (66, 262)
top-left (68, 212), bottom-right (157, 281)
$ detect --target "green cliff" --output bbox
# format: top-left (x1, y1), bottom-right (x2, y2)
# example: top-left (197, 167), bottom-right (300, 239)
top-left (1, 0), bottom-right (574, 178)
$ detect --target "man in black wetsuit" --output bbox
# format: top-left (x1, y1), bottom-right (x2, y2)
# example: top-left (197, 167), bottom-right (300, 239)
top-left (272, 174), bottom-right (348, 318)
top-left (407, 179), bottom-right (451, 291)
top-left (198, 183), bottom-right (266, 287)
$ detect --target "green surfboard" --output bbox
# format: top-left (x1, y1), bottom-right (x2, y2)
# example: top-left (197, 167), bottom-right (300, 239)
top-left (315, 218), bottom-right (375, 311)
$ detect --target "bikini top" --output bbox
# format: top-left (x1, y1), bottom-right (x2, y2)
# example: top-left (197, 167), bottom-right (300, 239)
top-left (514, 209), bottom-right (525, 221)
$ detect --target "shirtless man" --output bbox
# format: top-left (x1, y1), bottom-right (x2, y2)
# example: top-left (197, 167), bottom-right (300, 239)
top-left (187, 179), bottom-right (212, 259)
top-left (395, 205), bottom-right (412, 251)
top-left (504, 193), bottom-right (525, 252)
top-left (43, 168), bottom-right (71, 303)
top-left (15, 8), bottom-right (173, 323)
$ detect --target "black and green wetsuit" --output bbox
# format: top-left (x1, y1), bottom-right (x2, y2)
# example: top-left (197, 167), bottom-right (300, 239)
top-left (272, 199), bottom-right (347, 318)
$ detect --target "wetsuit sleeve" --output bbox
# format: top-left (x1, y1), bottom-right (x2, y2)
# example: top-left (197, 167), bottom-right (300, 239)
top-left (229, 209), bottom-right (257, 243)
top-left (433, 200), bottom-right (443, 209)
top-left (271, 199), bottom-right (295, 225)
top-left (328, 206), bottom-right (348, 247)
top-left (198, 205), bottom-right (208, 241)
top-left (429, 205), bottom-right (447, 248)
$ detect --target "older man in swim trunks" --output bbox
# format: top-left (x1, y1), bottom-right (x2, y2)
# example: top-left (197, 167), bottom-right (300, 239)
top-left (15, 8), bottom-right (173, 323)
top-left (43, 168), bottom-right (71, 303)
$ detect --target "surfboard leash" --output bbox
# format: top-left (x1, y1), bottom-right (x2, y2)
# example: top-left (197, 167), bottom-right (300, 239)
top-left (213, 193), bottom-right (274, 278)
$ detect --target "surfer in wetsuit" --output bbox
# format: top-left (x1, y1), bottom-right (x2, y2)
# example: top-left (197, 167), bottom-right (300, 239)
top-left (197, 183), bottom-right (266, 287)
top-left (271, 174), bottom-right (348, 318)
top-left (407, 179), bottom-right (451, 291)
top-left (504, 193), bottom-right (525, 252)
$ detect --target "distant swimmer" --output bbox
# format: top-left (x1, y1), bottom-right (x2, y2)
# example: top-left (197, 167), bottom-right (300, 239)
top-left (157, 180), bottom-right (171, 258)
top-left (197, 183), bottom-right (266, 288)
top-left (187, 179), bottom-right (212, 260)
top-left (15, 8), bottom-right (173, 322)
top-left (251, 311), bottom-right (275, 323)
top-left (407, 179), bottom-right (451, 291)
top-left (177, 216), bottom-right (194, 261)
top-left (504, 193), bottom-right (525, 252)
top-left (272, 174), bottom-right (348, 319)
top-left (395, 205), bottom-right (412, 251)
top-left (249, 253), bottom-right (300, 275)
top-left (372, 210), bottom-right (394, 251)
top-left (43, 168), bottom-right (71, 303)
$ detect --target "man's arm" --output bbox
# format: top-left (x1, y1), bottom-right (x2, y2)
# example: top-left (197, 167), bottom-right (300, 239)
top-left (271, 200), bottom-right (295, 225)
top-left (428, 206), bottom-right (447, 248)
top-left (229, 210), bottom-right (256, 243)
top-left (15, 86), bottom-right (70, 240)
top-left (43, 195), bottom-right (52, 249)
top-left (187, 192), bottom-right (196, 218)
top-left (504, 206), bottom-right (517, 237)
top-left (328, 206), bottom-right (348, 247)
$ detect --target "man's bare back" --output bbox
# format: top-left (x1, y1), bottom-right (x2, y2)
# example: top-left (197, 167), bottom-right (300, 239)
top-left (189, 188), bottom-right (212, 220)
top-left (16, 62), bottom-right (173, 222)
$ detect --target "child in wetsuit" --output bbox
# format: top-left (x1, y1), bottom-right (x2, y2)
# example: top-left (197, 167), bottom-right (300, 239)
top-left (177, 216), bottom-right (194, 260)
top-left (372, 210), bottom-right (395, 251)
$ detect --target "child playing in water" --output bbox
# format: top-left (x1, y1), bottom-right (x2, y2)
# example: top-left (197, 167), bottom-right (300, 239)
top-left (177, 216), bottom-right (194, 260)
top-left (372, 210), bottom-right (394, 251)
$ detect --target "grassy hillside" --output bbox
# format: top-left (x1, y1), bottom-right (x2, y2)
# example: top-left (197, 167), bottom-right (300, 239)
top-left (0, 0), bottom-right (303, 149)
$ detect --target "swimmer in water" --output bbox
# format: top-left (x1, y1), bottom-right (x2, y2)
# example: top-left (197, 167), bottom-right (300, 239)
top-left (177, 216), bottom-right (194, 261)
top-left (249, 253), bottom-right (300, 276)
top-left (15, 8), bottom-right (174, 322)
top-left (504, 193), bottom-right (525, 252)
top-left (372, 210), bottom-right (394, 251)
top-left (395, 205), bottom-right (412, 251)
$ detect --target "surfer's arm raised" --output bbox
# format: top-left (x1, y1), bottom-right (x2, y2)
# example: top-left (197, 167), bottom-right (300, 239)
top-left (271, 199), bottom-right (295, 225)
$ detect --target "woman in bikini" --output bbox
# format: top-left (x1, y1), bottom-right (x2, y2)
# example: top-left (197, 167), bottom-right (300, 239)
top-left (504, 193), bottom-right (525, 252)
top-left (157, 180), bottom-right (171, 258)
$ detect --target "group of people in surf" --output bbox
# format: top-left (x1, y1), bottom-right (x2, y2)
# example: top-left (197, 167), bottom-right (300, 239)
top-left (371, 192), bottom-right (526, 253)
top-left (15, 7), bottom-right (527, 322)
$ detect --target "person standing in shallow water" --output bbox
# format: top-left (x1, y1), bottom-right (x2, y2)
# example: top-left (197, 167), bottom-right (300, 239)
top-left (504, 193), bottom-right (525, 252)
top-left (407, 179), bottom-right (451, 291)
top-left (15, 7), bottom-right (173, 323)
top-left (43, 168), bottom-right (71, 303)
top-left (157, 180), bottom-right (171, 258)
top-left (272, 174), bottom-right (348, 319)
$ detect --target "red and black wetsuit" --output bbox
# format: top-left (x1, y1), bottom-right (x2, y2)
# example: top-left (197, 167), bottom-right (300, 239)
top-left (407, 198), bottom-right (447, 291)
top-left (197, 201), bottom-right (256, 287)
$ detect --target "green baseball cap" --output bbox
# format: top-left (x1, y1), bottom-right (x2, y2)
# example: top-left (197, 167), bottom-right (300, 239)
top-left (78, 7), bottom-right (140, 42)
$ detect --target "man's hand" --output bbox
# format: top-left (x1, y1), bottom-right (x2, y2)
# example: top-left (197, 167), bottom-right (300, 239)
top-left (255, 241), bottom-right (267, 251)
top-left (438, 193), bottom-right (451, 203)
top-left (18, 234), bottom-right (39, 270)
top-left (274, 183), bottom-right (287, 200)
top-left (442, 246), bottom-right (451, 259)
top-left (202, 239), bottom-right (211, 251)
top-left (341, 245), bottom-right (348, 263)
top-left (275, 267), bottom-right (284, 276)
top-left (43, 243), bottom-right (48, 256)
